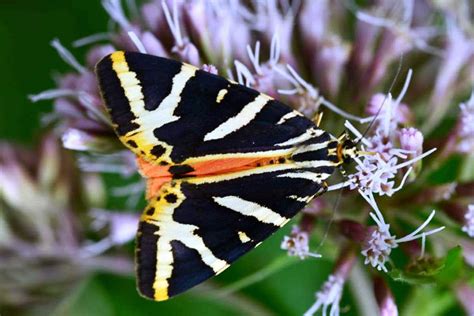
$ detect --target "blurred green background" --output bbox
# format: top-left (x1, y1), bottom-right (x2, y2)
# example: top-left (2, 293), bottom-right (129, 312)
top-left (0, 0), bottom-right (107, 144)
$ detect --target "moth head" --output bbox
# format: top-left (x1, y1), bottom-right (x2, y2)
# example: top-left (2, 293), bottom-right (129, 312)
top-left (335, 133), bottom-right (360, 165)
top-left (336, 134), bottom-right (375, 165)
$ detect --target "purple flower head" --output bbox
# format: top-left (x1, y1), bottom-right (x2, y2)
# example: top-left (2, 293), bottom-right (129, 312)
top-left (365, 93), bottom-right (411, 125)
top-left (304, 248), bottom-right (356, 316)
top-left (0, 136), bottom-right (135, 306)
top-left (201, 64), bottom-right (218, 74)
top-left (281, 225), bottom-right (321, 260)
top-left (456, 91), bottom-right (474, 153)
top-left (359, 192), bottom-right (444, 272)
top-left (398, 127), bottom-right (423, 155)
top-left (304, 274), bottom-right (344, 316)
top-left (82, 209), bottom-right (139, 256)
top-left (183, 0), bottom-right (251, 64)
top-left (25, 1), bottom-right (474, 312)
top-left (462, 205), bottom-right (474, 238)
top-left (251, 0), bottom-right (297, 66)
top-left (86, 44), bottom-right (116, 68)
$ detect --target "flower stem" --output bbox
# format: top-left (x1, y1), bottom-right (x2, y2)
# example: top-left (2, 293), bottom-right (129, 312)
top-left (217, 255), bottom-right (298, 297)
top-left (348, 261), bottom-right (379, 316)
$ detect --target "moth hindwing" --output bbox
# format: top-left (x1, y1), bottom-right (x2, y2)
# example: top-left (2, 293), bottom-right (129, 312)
top-left (96, 51), bottom-right (340, 301)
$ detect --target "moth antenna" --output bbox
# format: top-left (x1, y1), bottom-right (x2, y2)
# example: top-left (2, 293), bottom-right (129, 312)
top-left (357, 150), bottom-right (376, 156)
top-left (315, 182), bottom-right (344, 252)
top-left (337, 132), bottom-right (348, 142)
top-left (356, 53), bottom-right (405, 145)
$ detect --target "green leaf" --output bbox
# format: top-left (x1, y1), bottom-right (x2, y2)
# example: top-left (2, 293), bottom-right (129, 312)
top-left (238, 257), bottom-right (334, 316)
top-left (435, 246), bottom-right (463, 284)
top-left (388, 247), bottom-right (463, 285)
top-left (216, 255), bottom-right (299, 297)
top-left (459, 153), bottom-right (474, 182)
top-left (402, 286), bottom-right (457, 316)
top-left (389, 269), bottom-right (435, 285)
top-left (52, 277), bottom-right (114, 316)
top-left (52, 272), bottom-right (273, 316)
top-left (93, 273), bottom-right (262, 316)
top-left (389, 259), bottom-right (444, 285)
top-left (427, 155), bottom-right (463, 184)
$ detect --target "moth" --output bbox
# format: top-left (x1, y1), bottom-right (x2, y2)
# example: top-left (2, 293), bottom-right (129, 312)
top-left (96, 51), bottom-right (360, 301)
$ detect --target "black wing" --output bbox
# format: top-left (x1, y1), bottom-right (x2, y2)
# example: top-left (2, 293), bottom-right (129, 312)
top-left (135, 166), bottom-right (325, 301)
top-left (96, 51), bottom-right (322, 165)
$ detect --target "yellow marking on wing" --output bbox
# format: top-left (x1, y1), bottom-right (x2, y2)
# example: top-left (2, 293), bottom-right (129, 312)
top-left (140, 182), bottom-right (184, 301)
top-left (216, 89), bottom-right (228, 103)
top-left (124, 85), bottom-right (142, 101)
top-left (288, 194), bottom-right (315, 203)
top-left (154, 280), bottom-right (170, 301)
top-left (277, 110), bottom-right (304, 125)
top-left (275, 128), bottom-right (325, 147)
top-left (281, 218), bottom-right (291, 227)
top-left (238, 231), bottom-right (251, 243)
top-left (111, 51), bottom-right (128, 73)
top-left (181, 148), bottom-right (296, 165)
top-left (213, 196), bottom-right (288, 226)
top-left (139, 64), bottom-right (197, 130)
top-left (141, 182), bottom-right (229, 300)
top-left (142, 182), bottom-right (184, 223)
top-left (117, 71), bottom-right (140, 86)
top-left (110, 51), bottom-right (174, 164)
top-left (204, 94), bottom-right (272, 141)
top-left (126, 63), bottom-right (196, 164)
top-left (186, 164), bottom-right (297, 185)
top-left (277, 171), bottom-right (327, 182)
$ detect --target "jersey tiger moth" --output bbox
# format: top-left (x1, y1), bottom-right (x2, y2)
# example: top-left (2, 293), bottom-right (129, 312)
top-left (96, 51), bottom-right (360, 301)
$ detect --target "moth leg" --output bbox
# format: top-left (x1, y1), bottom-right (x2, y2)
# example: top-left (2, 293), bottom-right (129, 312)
top-left (338, 166), bottom-right (347, 177)
top-left (315, 181), bottom-right (328, 197)
top-left (312, 112), bottom-right (324, 127)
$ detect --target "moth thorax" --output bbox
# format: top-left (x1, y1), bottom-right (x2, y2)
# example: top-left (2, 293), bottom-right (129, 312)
top-left (337, 138), bottom-right (358, 164)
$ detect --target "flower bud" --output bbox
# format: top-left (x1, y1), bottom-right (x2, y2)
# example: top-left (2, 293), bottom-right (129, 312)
top-left (201, 64), bottom-right (218, 75)
top-left (281, 225), bottom-right (311, 259)
top-left (399, 127), bottom-right (424, 155)
top-left (141, 31), bottom-right (168, 57)
top-left (86, 44), bottom-right (116, 68)
top-left (172, 41), bottom-right (200, 66)
top-left (62, 128), bottom-right (121, 153)
top-left (373, 276), bottom-right (398, 316)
